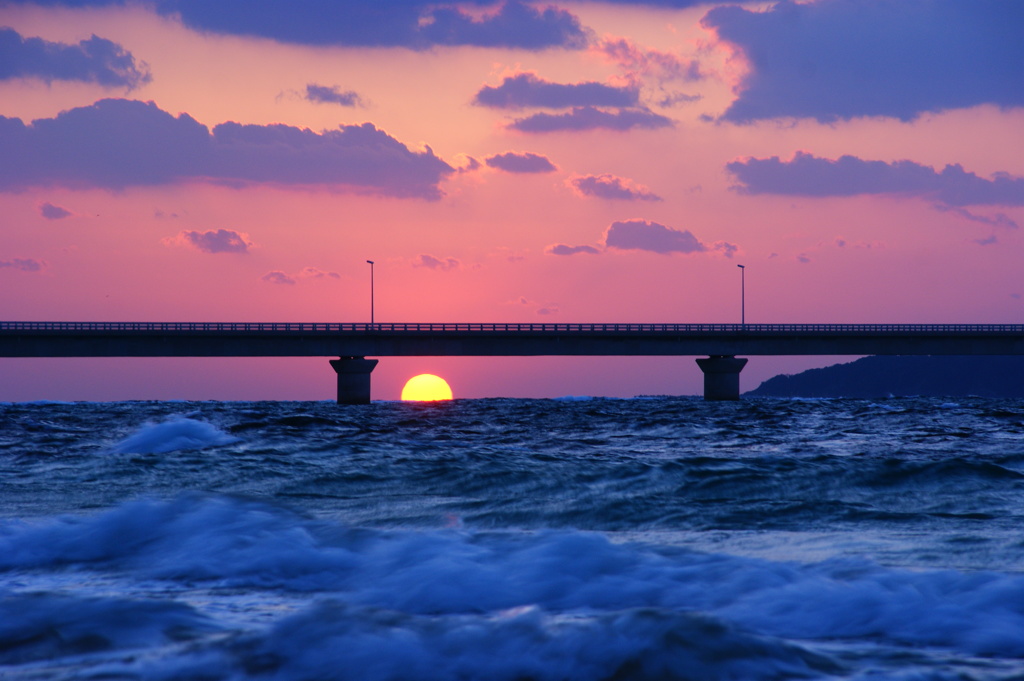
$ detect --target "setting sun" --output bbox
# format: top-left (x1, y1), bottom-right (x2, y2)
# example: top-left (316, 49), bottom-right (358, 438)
top-left (401, 374), bottom-right (453, 402)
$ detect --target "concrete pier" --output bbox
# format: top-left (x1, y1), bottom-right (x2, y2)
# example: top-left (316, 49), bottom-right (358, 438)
top-left (695, 355), bottom-right (748, 401)
top-left (329, 357), bottom-right (378, 404)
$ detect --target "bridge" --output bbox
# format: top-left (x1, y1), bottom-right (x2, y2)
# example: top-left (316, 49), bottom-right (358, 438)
top-left (2, 321), bottom-right (1023, 402)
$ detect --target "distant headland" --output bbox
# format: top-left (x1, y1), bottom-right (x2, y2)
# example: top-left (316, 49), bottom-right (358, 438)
top-left (747, 356), bottom-right (1024, 398)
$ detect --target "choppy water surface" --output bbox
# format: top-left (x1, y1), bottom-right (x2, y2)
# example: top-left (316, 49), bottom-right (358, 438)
top-left (2, 396), bottom-right (1024, 680)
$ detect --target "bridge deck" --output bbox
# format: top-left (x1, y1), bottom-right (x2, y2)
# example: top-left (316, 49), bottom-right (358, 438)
top-left (2, 322), bottom-right (1023, 357)
top-left (3, 321), bottom-right (1024, 333)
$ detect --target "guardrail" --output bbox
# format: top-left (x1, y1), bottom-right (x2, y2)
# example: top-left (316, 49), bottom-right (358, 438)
top-left (1, 322), bottom-right (1023, 333)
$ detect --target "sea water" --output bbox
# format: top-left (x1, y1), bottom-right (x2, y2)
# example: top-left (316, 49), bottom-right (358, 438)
top-left (1, 396), bottom-right (1024, 680)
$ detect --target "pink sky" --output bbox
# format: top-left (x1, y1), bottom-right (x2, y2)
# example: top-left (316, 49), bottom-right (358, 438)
top-left (1, 0), bottom-right (1022, 401)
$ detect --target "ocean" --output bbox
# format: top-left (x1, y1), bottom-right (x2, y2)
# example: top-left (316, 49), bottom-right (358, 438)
top-left (2, 396), bottom-right (1024, 680)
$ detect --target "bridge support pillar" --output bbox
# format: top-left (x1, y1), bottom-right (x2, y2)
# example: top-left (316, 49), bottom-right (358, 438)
top-left (329, 357), bottom-right (378, 404)
top-left (696, 356), bottom-right (748, 401)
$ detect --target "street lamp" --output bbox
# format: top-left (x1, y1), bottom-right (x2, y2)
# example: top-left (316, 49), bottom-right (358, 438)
top-left (366, 260), bottom-right (375, 325)
top-left (737, 264), bottom-right (745, 325)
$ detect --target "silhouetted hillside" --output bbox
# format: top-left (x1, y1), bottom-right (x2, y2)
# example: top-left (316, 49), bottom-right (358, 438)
top-left (747, 356), bottom-right (1024, 398)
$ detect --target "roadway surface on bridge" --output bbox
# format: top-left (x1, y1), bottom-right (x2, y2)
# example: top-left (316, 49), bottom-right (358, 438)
top-left (2, 322), bottom-right (1023, 358)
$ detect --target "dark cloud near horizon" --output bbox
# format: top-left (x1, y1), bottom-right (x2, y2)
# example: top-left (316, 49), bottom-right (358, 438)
top-left (298, 266), bottom-right (340, 279)
top-left (0, 99), bottom-right (454, 199)
top-left (0, 257), bottom-right (45, 271)
top-left (570, 174), bottom-right (661, 201)
top-left (39, 201), bottom-right (72, 219)
top-left (305, 84), bottom-right (361, 107)
top-left (703, 0), bottom-right (1024, 122)
top-left (474, 73), bottom-right (638, 109)
top-left (547, 243), bottom-right (600, 255)
top-left (259, 266), bottom-right (339, 284)
top-left (413, 254), bottom-right (460, 271)
top-left (510, 106), bottom-right (672, 133)
top-left (261, 271), bottom-right (295, 285)
top-left (484, 151), bottom-right (556, 173)
top-left (177, 229), bottom-right (251, 254)
top-left (727, 152), bottom-right (1024, 208)
top-left (934, 205), bottom-right (1019, 230)
top-left (605, 219), bottom-right (707, 254)
top-left (0, 27), bottom-right (150, 89)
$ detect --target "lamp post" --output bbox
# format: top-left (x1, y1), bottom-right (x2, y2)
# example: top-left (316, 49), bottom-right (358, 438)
top-left (737, 264), bottom-right (745, 325)
top-left (366, 260), bottom-right (375, 325)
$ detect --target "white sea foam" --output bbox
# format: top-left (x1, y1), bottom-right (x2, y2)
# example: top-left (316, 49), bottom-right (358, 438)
top-left (4, 495), bottom-right (1024, 662)
top-left (111, 415), bottom-right (239, 454)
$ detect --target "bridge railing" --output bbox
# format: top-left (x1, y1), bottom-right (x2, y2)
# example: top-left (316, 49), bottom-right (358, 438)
top-left (2, 322), bottom-right (1023, 334)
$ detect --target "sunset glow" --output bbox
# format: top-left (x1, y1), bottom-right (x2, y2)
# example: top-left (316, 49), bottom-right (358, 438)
top-left (0, 1), bottom-right (1020, 401)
